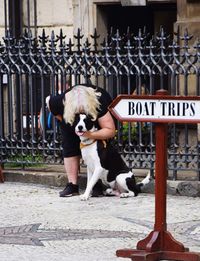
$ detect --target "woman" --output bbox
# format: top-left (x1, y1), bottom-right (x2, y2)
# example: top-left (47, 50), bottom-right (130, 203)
top-left (46, 84), bottom-right (116, 197)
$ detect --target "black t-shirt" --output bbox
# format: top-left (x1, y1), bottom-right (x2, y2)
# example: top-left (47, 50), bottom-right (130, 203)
top-left (49, 84), bottom-right (112, 122)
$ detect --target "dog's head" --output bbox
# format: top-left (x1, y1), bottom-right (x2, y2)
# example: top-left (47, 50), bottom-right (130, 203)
top-left (74, 114), bottom-right (97, 137)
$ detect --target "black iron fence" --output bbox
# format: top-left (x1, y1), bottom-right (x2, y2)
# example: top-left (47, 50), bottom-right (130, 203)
top-left (0, 27), bottom-right (200, 180)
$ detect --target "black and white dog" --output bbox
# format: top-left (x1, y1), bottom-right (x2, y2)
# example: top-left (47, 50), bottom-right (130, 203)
top-left (74, 114), bottom-right (151, 201)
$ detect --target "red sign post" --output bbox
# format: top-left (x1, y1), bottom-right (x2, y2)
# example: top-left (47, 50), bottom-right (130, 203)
top-left (109, 89), bottom-right (200, 261)
top-left (0, 166), bottom-right (4, 183)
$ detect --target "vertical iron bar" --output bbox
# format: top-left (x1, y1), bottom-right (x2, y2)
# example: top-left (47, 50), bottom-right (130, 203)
top-left (18, 73), bottom-right (23, 149)
top-left (0, 80), bottom-right (4, 139)
top-left (25, 75), bottom-right (30, 136)
top-left (7, 74), bottom-right (14, 139)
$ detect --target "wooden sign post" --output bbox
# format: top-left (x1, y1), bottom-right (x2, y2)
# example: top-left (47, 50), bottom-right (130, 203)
top-left (0, 165), bottom-right (4, 183)
top-left (109, 89), bottom-right (200, 261)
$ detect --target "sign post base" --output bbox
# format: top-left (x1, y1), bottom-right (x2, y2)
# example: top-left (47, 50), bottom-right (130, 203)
top-left (116, 230), bottom-right (200, 260)
top-left (117, 249), bottom-right (200, 261)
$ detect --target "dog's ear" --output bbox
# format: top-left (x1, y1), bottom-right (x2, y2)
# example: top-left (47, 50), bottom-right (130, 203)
top-left (86, 114), bottom-right (93, 120)
top-left (86, 114), bottom-right (96, 122)
top-left (91, 117), bottom-right (96, 122)
top-left (86, 115), bottom-right (99, 130)
top-left (86, 114), bottom-right (97, 123)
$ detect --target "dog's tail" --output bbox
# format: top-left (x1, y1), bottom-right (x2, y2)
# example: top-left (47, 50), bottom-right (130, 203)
top-left (135, 171), bottom-right (151, 194)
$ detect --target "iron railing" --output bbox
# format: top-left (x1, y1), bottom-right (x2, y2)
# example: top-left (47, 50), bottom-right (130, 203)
top-left (0, 27), bottom-right (200, 180)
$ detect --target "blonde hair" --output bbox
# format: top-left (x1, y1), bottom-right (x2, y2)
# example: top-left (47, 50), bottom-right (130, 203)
top-left (63, 85), bottom-right (101, 125)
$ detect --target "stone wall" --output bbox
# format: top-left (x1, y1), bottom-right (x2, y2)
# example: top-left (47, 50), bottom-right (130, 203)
top-left (0, 1), bottom-right (5, 39)
top-left (0, 0), bottom-right (200, 42)
top-left (33, 0), bottom-right (74, 37)
top-left (0, 0), bottom-right (74, 40)
top-left (175, 0), bottom-right (200, 44)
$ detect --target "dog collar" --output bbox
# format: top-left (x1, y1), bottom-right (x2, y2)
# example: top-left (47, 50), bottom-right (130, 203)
top-left (80, 140), bottom-right (107, 149)
top-left (80, 140), bottom-right (96, 149)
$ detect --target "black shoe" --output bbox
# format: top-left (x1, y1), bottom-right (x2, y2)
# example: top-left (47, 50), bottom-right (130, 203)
top-left (91, 180), bottom-right (104, 197)
top-left (59, 183), bottom-right (79, 197)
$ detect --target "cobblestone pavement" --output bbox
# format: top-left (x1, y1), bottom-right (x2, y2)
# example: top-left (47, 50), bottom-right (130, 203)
top-left (0, 182), bottom-right (200, 261)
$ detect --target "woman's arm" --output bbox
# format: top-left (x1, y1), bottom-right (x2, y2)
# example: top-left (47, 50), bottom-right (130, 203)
top-left (82, 111), bottom-right (116, 140)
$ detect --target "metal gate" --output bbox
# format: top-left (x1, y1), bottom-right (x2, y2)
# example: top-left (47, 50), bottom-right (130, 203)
top-left (0, 27), bottom-right (200, 180)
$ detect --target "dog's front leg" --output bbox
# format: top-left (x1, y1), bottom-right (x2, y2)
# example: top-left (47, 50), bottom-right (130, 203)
top-left (80, 167), bottom-right (102, 201)
top-left (85, 166), bottom-right (93, 193)
top-left (86, 166), bottom-right (93, 184)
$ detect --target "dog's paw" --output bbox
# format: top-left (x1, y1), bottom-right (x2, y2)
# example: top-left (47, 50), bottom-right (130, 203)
top-left (120, 191), bottom-right (135, 198)
top-left (120, 193), bottom-right (129, 198)
top-left (104, 188), bottom-right (120, 197)
top-left (80, 194), bottom-right (90, 201)
top-left (143, 171), bottom-right (152, 183)
top-left (104, 188), bottom-right (115, 196)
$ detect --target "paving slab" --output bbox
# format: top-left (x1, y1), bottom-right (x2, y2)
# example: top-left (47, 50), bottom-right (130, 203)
top-left (0, 182), bottom-right (200, 261)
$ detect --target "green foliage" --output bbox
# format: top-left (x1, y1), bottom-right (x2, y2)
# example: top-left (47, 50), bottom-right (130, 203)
top-left (119, 122), bottom-right (150, 144)
top-left (4, 153), bottom-right (43, 168)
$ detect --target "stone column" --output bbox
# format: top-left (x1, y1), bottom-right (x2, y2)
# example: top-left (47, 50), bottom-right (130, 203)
top-left (175, 0), bottom-right (200, 143)
top-left (0, 1), bottom-right (6, 39)
top-left (175, 0), bottom-right (200, 44)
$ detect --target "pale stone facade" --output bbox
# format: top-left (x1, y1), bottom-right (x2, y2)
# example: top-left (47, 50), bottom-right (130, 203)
top-left (35, 0), bottom-right (74, 37)
top-left (175, 0), bottom-right (200, 45)
top-left (0, 0), bottom-right (199, 42)
top-left (0, 1), bottom-right (6, 38)
top-left (0, 0), bottom-right (74, 39)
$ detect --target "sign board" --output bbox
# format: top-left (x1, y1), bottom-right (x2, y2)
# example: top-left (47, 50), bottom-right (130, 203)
top-left (109, 95), bottom-right (200, 123)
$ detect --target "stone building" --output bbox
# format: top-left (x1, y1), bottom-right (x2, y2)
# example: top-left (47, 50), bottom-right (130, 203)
top-left (0, 0), bottom-right (199, 43)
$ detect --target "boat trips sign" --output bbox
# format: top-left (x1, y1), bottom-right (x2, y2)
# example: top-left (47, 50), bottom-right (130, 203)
top-left (109, 95), bottom-right (200, 123)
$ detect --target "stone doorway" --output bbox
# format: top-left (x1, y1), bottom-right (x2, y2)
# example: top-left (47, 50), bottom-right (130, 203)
top-left (96, 2), bottom-right (177, 39)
